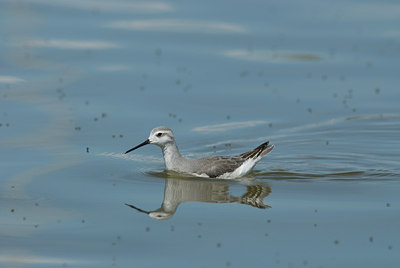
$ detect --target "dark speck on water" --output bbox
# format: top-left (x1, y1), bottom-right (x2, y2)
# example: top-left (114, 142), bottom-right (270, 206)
top-left (155, 48), bottom-right (162, 57)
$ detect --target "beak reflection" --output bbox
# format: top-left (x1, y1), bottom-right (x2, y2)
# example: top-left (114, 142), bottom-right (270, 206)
top-left (125, 203), bottom-right (150, 215)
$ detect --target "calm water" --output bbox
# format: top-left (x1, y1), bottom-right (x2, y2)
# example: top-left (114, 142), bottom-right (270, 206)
top-left (1, 0), bottom-right (400, 267)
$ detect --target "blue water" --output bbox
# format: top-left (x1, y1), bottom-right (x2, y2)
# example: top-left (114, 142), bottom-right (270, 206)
top-left (1, 0), bottom-right (400, 267)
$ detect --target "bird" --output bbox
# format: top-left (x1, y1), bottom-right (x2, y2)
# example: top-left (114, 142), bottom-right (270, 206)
top-left (125, 177), bottom-right (272, 220)
top-left (125, 126), bottom-right (274, 179)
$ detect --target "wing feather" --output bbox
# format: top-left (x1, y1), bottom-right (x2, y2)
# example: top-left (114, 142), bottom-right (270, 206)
top-left (195, 156), bottom-right (244, 178)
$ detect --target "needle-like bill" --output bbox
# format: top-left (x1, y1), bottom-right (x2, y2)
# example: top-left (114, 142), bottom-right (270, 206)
top-left (125, 203), bottom-right (150, 215)
top-left (125, 139), bottom-right (150, 154)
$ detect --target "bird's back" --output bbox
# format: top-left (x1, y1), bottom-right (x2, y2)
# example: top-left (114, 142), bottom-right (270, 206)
top-left (185, 141), bottom-right (274, 178)
top-left (192, 156), bottom-right (246, 178)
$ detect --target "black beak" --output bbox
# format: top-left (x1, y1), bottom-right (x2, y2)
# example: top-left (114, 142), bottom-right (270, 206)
top-left (125, 203), bottom-right (150, 215)
top-left (125, 139), bottom-right (150, 154)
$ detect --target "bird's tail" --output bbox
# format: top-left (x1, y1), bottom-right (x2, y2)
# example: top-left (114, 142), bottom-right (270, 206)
top-left (237, 141), bottom-right (274, 160)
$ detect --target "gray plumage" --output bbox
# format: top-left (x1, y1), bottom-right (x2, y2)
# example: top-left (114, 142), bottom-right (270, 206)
top-left (125, 126), bottom-right (274, 178)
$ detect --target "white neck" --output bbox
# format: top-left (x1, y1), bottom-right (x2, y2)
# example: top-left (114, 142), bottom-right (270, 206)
top-left (161, 142), bottom-right (182, 170)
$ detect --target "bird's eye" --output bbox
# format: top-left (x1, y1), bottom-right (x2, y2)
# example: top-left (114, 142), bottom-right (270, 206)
top-left (156, 132), bottom-right (163, 137)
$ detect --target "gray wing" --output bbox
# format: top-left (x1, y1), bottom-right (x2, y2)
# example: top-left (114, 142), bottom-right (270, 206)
top-left (195, 156), bottom-right (245, 178)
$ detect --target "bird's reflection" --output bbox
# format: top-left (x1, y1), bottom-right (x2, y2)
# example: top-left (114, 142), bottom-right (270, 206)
top-left (126, 172), bottom-right (271, 220)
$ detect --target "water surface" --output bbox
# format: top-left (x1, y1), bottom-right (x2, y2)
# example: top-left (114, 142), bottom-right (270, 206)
top-left (1, 0), bottom-right (399, 267)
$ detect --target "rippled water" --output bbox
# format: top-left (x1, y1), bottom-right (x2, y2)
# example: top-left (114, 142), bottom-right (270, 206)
top-left (1, 0), bottom-right (400, 267)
